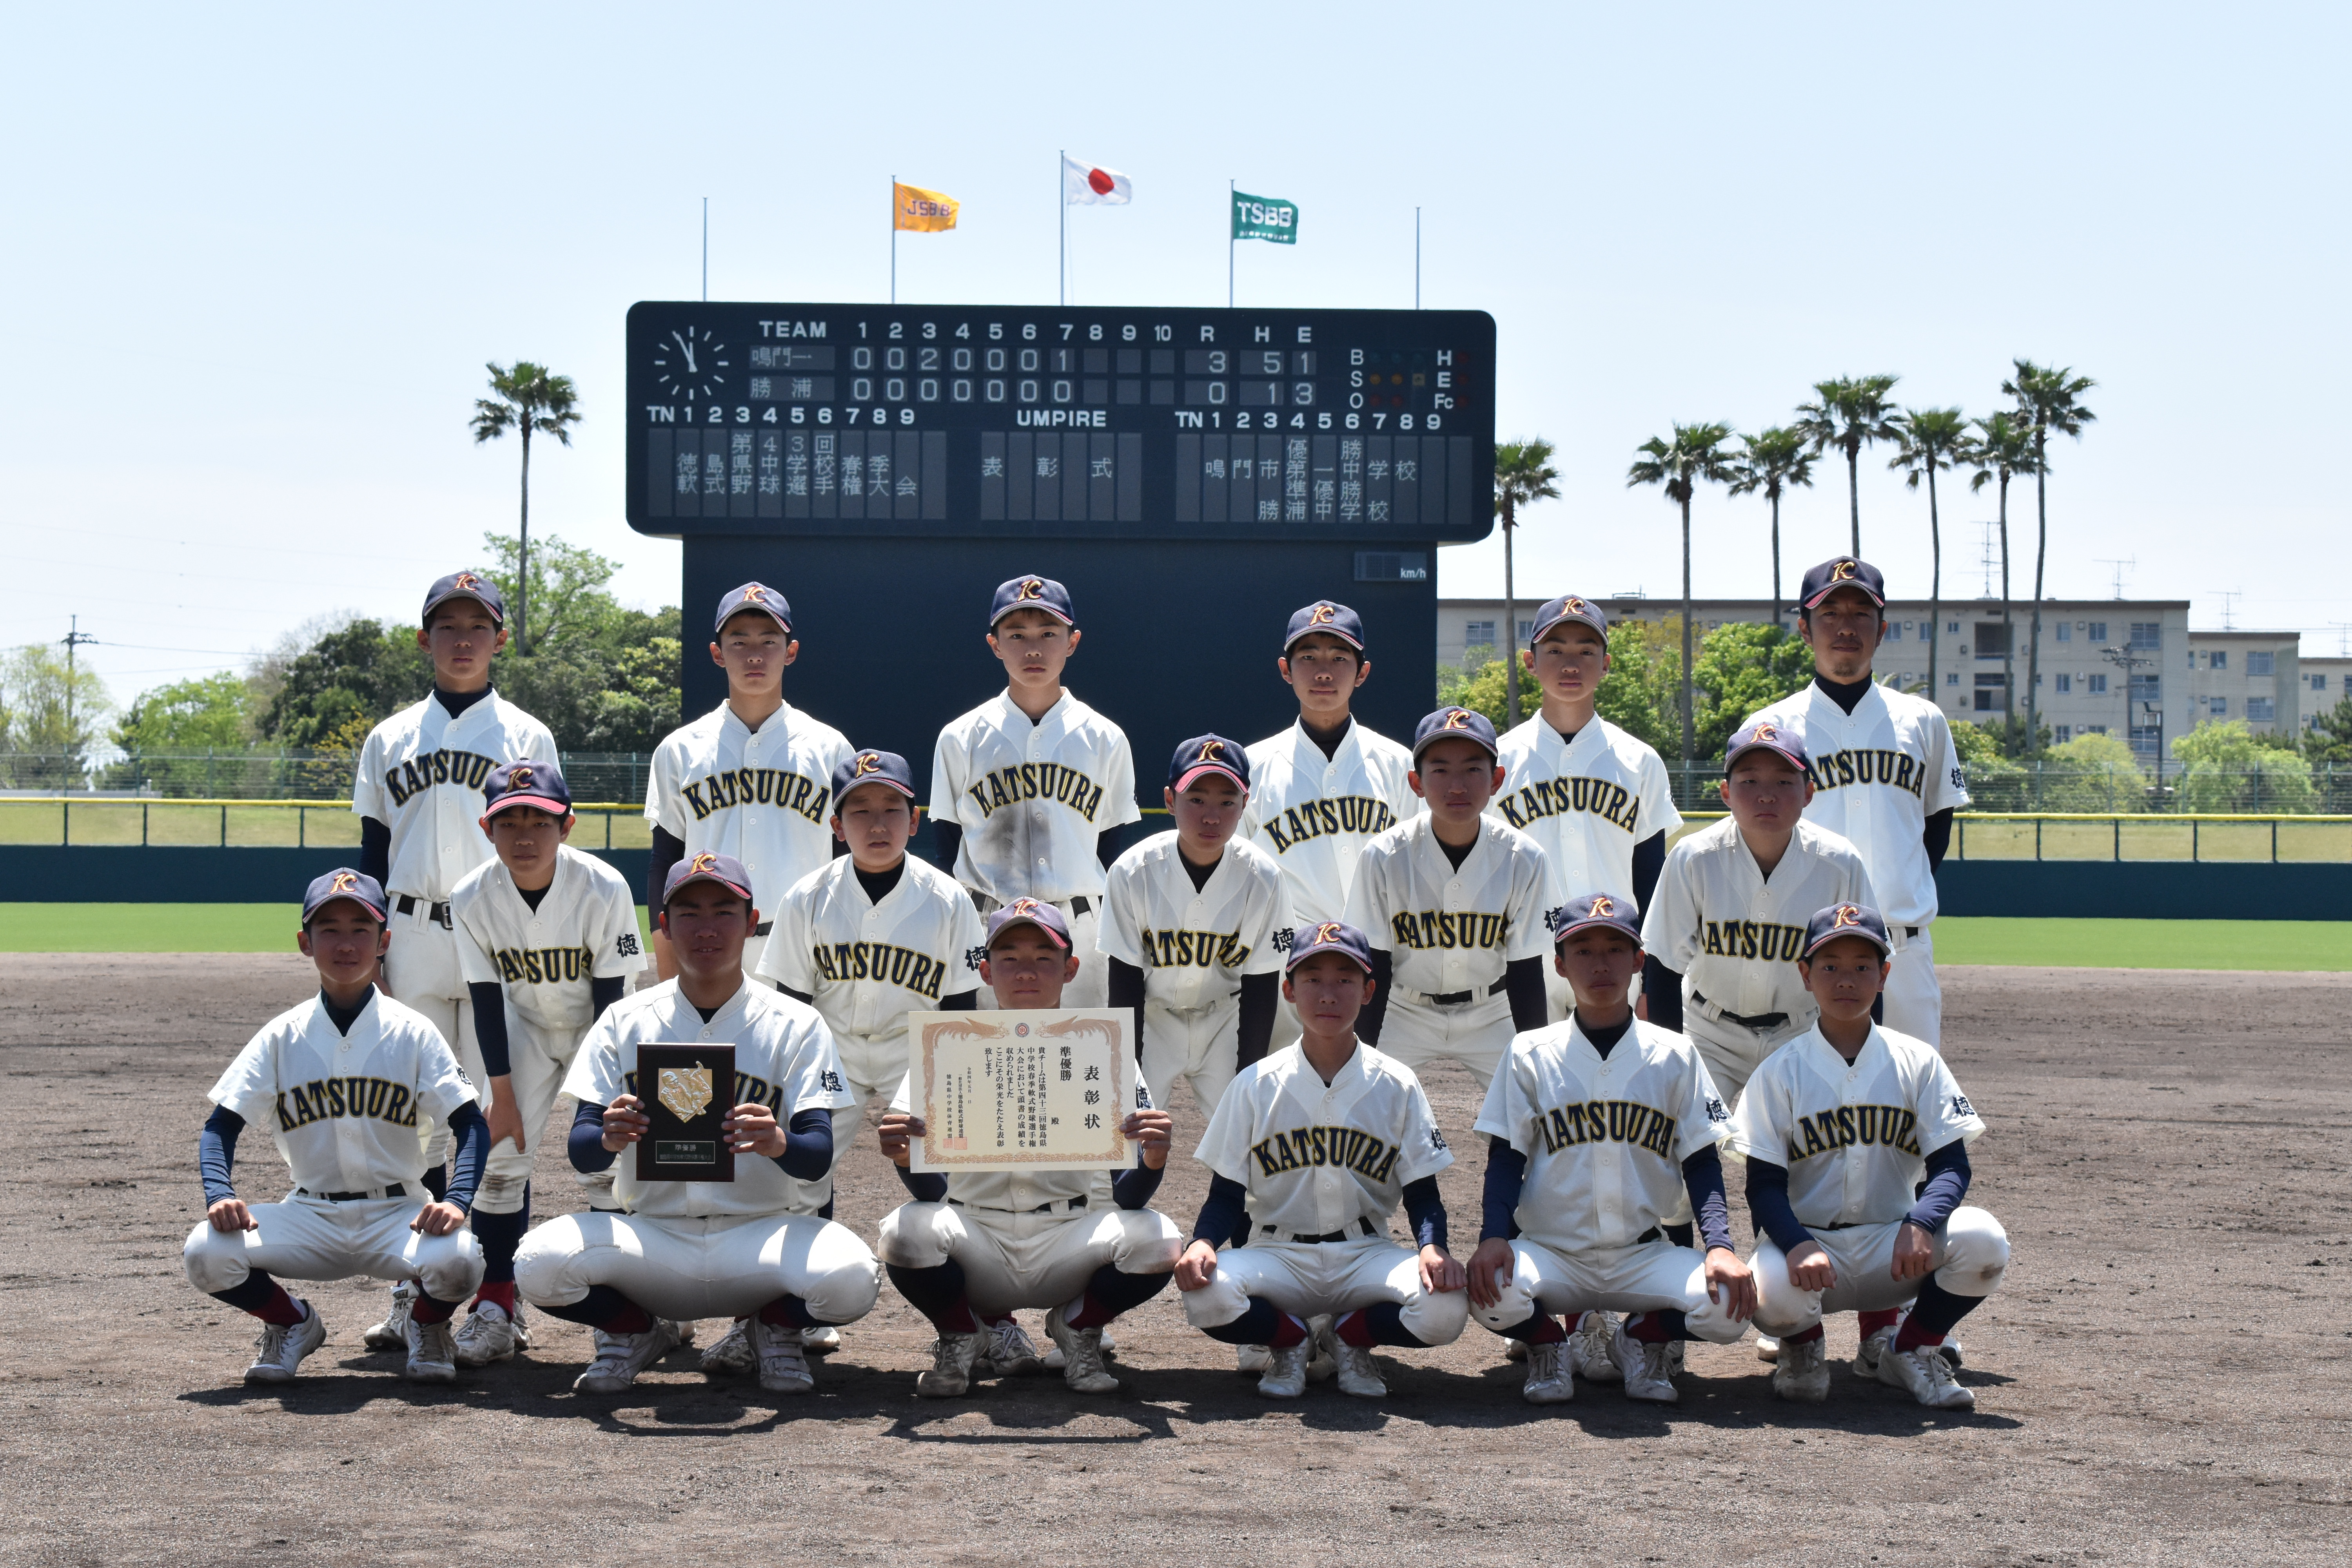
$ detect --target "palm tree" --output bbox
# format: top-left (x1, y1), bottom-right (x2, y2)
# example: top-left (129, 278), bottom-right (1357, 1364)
top-left (1793, 374), bottom-right (1904, 556)
top-left (1888, 407), bottom-right (1968, 701)
top-left (471, 361), bottom-right (583, 657)
top-left (1627, 422), bottom-right (1737, 770)
top-left (1491, 438), bottom-right (1561, 728)
top-left (2004, 360), bottom-right (2097, 762)
top-left (1962, 412), bottom-right (2039, 739)
top-left (1726, 427), bottom-right (1814, 629)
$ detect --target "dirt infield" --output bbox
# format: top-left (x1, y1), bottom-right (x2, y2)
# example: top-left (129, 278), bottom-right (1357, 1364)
top-left (3, 957), bottom-right (2346, 1566)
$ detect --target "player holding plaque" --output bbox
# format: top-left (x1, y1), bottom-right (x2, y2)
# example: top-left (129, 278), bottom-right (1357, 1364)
top-left (877, 900), bottom-right (1182, 1399)
top-left (514, 853), bottom-right (880, 1397)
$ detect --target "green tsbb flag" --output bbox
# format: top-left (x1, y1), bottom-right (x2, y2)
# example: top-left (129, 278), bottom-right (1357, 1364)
top-left (1232, 191), bottom-right (1299, 244)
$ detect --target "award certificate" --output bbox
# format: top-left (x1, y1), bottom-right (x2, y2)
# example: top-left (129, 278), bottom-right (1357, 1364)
top-left (906, 1009), bottom-right (1132, 1173)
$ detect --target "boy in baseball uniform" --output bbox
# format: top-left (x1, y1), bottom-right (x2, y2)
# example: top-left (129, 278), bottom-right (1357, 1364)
top-left (515, 853), bottom-right (879, 1397)
top-left (1490, 595), bottom-right (1682, 1021)
top-left (1743, 557), bottom-right (1970, 1044)
top-left (444, 761), bottom-right (646, 1367)
top-left (1343, 707), bottom-right (1552, 1094)
top-left (645, 582), bottom-right (853, 983)
top-left (929, 574), bottom-right (1142, 1009)
top-left (1466, 895), bottom-right (1757, 1406)
top-left (1100, 733), bottom-right (1287, 1120)
top-left (182, 870), bottom-right (488, 1385)
top-left (1730, 902), bottom-right (2008, 1410)
top-left (876, 899), bottom-right (1183, 1398)
top-left (352, 571), bottom-right (555, 1349)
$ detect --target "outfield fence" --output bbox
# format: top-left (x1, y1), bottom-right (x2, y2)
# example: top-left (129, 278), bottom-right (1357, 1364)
top-left (1670, 811), bottom-right (2352, 863)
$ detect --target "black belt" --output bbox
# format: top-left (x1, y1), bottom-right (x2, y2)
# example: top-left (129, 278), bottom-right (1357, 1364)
top-left (394, 896), bottom-right (451, 929)
top-left (1419, 978), bottom-right (1511, 1007)
top-left (1904, 926), bottom-right (1920, 938)
top-left (1259, 1217), bottom-right (1377, 1244)
top-left (1814, 1220), bottom-right (1859, 1232)
top-left (299, 1183), bottom-right (408, 1202)
top-left (949, 1194), bottom-right (1088, 1214)
top-left (753, 921), bottom-right (773, 936)
top-left (969, 895), bottom-right (1091, 916)
top-left (1691, 989), bottom-right (1789, 1031)
top-left (1635, 1226), bottom-right (1661, 1244)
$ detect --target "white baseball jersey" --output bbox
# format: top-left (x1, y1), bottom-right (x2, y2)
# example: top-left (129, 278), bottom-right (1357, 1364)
top-left (1193, 1042), bottom-right (1452, 1235)
top-left (1640, 818), bottom-right (1875, 1028)
top-left (929, 691), bottom-right (1140, 904)
top-left (206, 990), bottom-right (479, 1192)
top-left (888, 1065), bottom-right (1154, 1213)
top-left (1726, 1024), bottom-right (1986, 1227)
top-left (451, 845), bottom-right (647, 1035)
top-left (646, 700), bottom-right (854, 918)
top-left (351, 692), bottom-right (557, 902)
top-left (561, 979), bottom-right (855, 1220)
top-left (1343, 815), bottom-right (1552, 1000)
top-left (1099, 833), bottom-right (1287, 1010)
top-left (1240, 719), bottom-right (1421, 929)
top-left (1474, 1017), bottom-right (1731, 1254)
top-left (758, 855), bottom-right (987, 1064)
top-left (1490, 715), bottom-right (1683, 909)
top-left (1742, 682), bottom-right (1970, 926)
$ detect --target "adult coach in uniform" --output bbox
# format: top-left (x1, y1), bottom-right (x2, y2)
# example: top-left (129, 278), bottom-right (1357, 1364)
top-left (1744, 558), bottom-right (1969, 1044)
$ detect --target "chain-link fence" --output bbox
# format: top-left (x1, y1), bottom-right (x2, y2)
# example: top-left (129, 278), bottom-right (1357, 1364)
top-left (0, 750), bottom-right (655, 804)
top-left (1662, 760), bottom-right (2351, 814)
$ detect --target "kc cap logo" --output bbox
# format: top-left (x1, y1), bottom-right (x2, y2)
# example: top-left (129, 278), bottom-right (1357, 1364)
top-left (508, 764), bottom-right (535, 787)
top-left (1442, 708), bottom-right (1472, 730)
top-left (1016, 578), bottom-right (1045, 600)
top-left (657, 1064), bottom-right (715, 1121)
top-left (1010, 898), bottom-right (1045, 918)
top-left (1832, 903), bottom-right (1862, 928)
top-left (1308, 603), bottom-right (1336, 624)
top-left (1565, 595), bottom-right (1588, 613)
top-left (329, 871), bottom-right (359, 895)
top-left (690, 852), bottom-right (719, 875)
top-left (742, 585), bottom-right (768, 604)
top-left (1589, 894), bottom-right (1615, 918)
top-left (1199, 739), bottom-right (1226, 761)
top-left (1313, 922), bottom-right (1345, 946)
top-left (854, 752), bottom-right (882, 777)
top-left (1752, 722), bottom-right (1778, 742)
top-left (454, 572), bottom-right (481, 591)
top-left (1830, 560), bottom-right (1858, 582)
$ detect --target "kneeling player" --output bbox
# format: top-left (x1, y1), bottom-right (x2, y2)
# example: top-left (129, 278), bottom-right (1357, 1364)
top-left (1466, 895), bottom-right (1756, 1405)
top-left (181, 871), bottom-right (488, 1385)
top-left (514, 853), bottom-right (880, 1396)
top-left (1729, 903), bottom-right (2008, 1410)
top-left (1174, 922), bottom-right (1469, 1400)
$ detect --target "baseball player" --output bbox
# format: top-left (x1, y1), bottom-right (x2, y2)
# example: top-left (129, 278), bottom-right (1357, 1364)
top-left (645, 581), bottom-right (854, 983)
top-left (1100, 734), bottom-right (1287, 1120)
top-left (443, 761), bottom-right (646, 1367)
top-left (1466, 895), bottom-right (1756, 1405)
top-left (515, 852), bottom-right (879, 1396)
top-left (1174, 920), bottom-right (1470, 1400)
top-left (1743, 557), bottom-right (1970, 1045)
top-left (352, 570), bottom-right (555, 1351)
top-left (1343, 707), bottom-right (1552, 1093)
top-left (876, 899), bottom-right (1183, 1398)
top-left (182, 870), bottom-right (488, 1385)
top-left (1728, 902), bottom-right (2008, 1409)
top-left (929, 574), bottom-right (1142, 1009)
top-left (1491, 595), bottom-right (1683, 1021)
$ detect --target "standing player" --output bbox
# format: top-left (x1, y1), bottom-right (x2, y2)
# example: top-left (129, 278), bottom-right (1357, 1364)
top-left (1743, 558), bottom-right (1970, 1044)
top-left (1728, 902), bottom-right (2008, 1408)
top-left (445, 761), bottom-right (646, 1367)
top-left (1490, 595), bottom-right (1683, 1021)
top-left (645, 582), bottom-right (853, 983)
top-left (352, 570), bottom-right (555, 1350)
top-left (181, 870), bottom-right (488, 1385)
top-left (1466, 895), bottom-right (1757, 1405)
top-left (875, 900), bottom-right (1183, 1398)
top-left (1100, 735), bottom-right (1287, 1120)
top-left (515, 853), bottom-right (879, 1396)
top-left (1343, 708), bottom-right (1552, 1094)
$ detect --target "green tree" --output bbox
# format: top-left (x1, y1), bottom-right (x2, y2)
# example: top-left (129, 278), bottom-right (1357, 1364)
top-left (1726, 427), bottom-right (1814, 628)
top-left (2174, 718), bottom-right (2317, 813)
top-left (2003, 359), bottom-right (2097, 762)
top-left (256, 620), bottom-right (434, 749)
top-left (1961, 411), bottom-right (2039, 733)
top-left (113, 672), bottom-right (254, 795)
top-left (472, 360), bottom-right (582, 657)
top-left (1793, 374), bottom-right (1903, 556)
top-left (477, 530), bottom-right (625, 654)
top-left (0, 644), bottom-right (113, 789)
top-left (1490, 438), bottom-right (1561, 728)
top-left (1628, 423), bottom-right (1737, 769)
top-left (1691, 622), bottom-right (1814, 759)
top-left (1948, 717), bottom-right (2029, 810)
top-left (1594, 620), bottom-right (1679, 757)
top-left (1889, 407), bottom-right (1968, 699)
top-left (2039, 730), bottom-right (2147, 812)
top-left (1434, 658), bottom-right (1517, 730)
top-left (2304, 691), bottom-right (2352, 766)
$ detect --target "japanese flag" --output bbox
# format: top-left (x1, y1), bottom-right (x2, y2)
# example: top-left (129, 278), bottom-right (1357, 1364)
top-left (1063, 155), bottom-right (1132, 205)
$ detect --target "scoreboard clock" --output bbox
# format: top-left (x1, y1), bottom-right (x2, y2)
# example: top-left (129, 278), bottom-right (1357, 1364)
top-left (626, 303), bottom-right (1496, 546)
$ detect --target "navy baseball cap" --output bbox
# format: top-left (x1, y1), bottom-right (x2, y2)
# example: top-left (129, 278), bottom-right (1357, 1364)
top-left (303, 868), bottom-right (388, 924)
top-left (1549, 893), bottom-right (1642, 947)
top-left (990, 573), bottom-right (1075, 628)
top-left (1285, 919), bottom-right (1375, 975)
top-left (482, 760), bottom-right (573, 818)
top-left (1412, 706), bottom-right (1501, 764)
top-left (421, 571), bottom-right (505, 624)
top-left (986, 897), bottom-right (1072, 951)
top-left (1528, 593), bottom-right (1609, 648)
top-left (1283, 600), bottom-right (1366, 655)
top-left (832, 748), bottom-right (917, 804)
top-left (1170, 734), bottom-right (1250, 793)
top-left (1723, 719), bottom-right (1811, 777)
top-left (1802, 901), bottom-right (1893, 960)
top-left (1795, 556), bottom-right (1887, 612)
top-left (715, 581), bottom-right (792, 635)
top-left (663, 850), bottom-right (755, 907)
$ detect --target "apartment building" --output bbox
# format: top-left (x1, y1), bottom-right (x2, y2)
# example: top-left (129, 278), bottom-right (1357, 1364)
top-left (2183, 631), bottom-right (2301, 739)
top-left (2300, 656), bottom-right (2352, 732)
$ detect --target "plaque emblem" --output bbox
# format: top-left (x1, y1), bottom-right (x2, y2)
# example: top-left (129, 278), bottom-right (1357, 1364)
top-left (657, 1065), bottom-right (715, 1120)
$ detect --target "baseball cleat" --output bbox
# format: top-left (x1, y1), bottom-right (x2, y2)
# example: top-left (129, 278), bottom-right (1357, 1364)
top-left (244, 1301), bottom-right (326, 1384)
top-left (405, 1316), bottom-right (459, 1384)
top-left (1572, 1311), bottom-right (1622, 1384)
top-left (1893, 1308), bottom-right (1963, 1367)
top-left (978, 1318), bottom-right (1042, 1379)
top-left (799, 1325), bottom-right (841, 1355)
top-left (1520, 1341), bottom-right (1574, 1405)
top-left (698, 1318), bottom-right (755, 1377)
top-left (918, 1332), bottom-right (984, 1398)
top-left (1665, 1340), bottom-right (1685, 1377)
top-left (362, 1280), bottom-right (417, 1352)
top-left (1877, 1342), bottom-right (1974, 1410)
top-left (1044, 1307), bottom-right (1120, 1394)
top-left (1754, 1333), bottom-right (1782, 1364)
top-left (748, 1318), bottom-right (815, 1395)
top-left (1307, 1316), bottom-right (1338, 1384)
top-left (1256, 1339), bottom-right (1311, 1399)
top-left (573, 1318), bottom-right (684, 1395)
top-left (1041, 1321), bottom-right (1117, 1370)
top-left (452, 1301), bottom-right (525, 1367)
top-left (1772, 1334), bottom-right (1830, 1403)
top-left (1236, 1344), bottom-right (1272, 1374)
top-left (1853, 1325), bottom-right (1895, 1379)
top-left (1610, 1319), bottom-right (1681, 1405)
top-left (1332, 1342), bottom-right (1387, 1399)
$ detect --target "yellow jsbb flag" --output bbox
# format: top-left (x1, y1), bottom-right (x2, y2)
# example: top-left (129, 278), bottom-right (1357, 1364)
top-left (894, 182), bottom-right (958, 232)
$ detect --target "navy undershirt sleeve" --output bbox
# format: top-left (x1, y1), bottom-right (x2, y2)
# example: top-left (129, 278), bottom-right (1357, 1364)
top-left (1504, 956), bottom-right (1548, 1033)
top-left (940, 988), bottom-right (978, 1012)
top-left (360, 817), bottom-right (391, 887)
top-left (1098, 831), bottom-right (1118, 869)
top-left (779, 983), bottom-right (815, 1003)
top-left (445, 1103), bottom-right (490, 1212)
top-left (1107, 957), bottom-right (1147, 1062)
top-left (1112, 1160), bottom-right (1165, 1210)
top-left (1742, 1158), bottom-right (1815, 1253)
top-left (1680, 1145), bottom-right (1736, 1253)
top-left (895, 1165), bottom-right (949, 1203)
top-left (1481, 1137), bottom-right (1527, 1241)
top-left (199, 1105), bottom-right (245, 1205)
top-left (1191, 1172), bottom-right (1250, 1246)
top-left (468, 982), bottom-right (511, 1077)
top-left (775, 1106), bottom-right (833, 1182)
top-left (1904, 1139), bottom-right (1972, 1233)
top-left (1643, 956), bottom-right (1686, 1032)
top-left (932, 822), bottom-right (963, 875)
top-left (590, 974), bottom-right (627, 1020)
top-left (1402, 1174), bottom-right (1447, 1252)
top-left (648, 826), bottom-right (686, 908)
top-left (1631, 830), bottom-right (1667, 922)
top-left (1236, 972), bottom-right (1278, 1070)
top-left (1358, 950), bottom-right (1395, 1044)
top-left (569, 1101), bottom-right (615, 1172)
top-left (1924, 808), bottom-right (1955, 872)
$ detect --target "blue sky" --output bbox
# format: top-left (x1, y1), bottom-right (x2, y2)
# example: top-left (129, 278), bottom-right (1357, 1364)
top-left (4, 2), bottom-right (2346, 705)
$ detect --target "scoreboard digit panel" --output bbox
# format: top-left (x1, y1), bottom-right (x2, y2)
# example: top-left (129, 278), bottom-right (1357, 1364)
top-left (626, 303), bottom-right (1495, 544)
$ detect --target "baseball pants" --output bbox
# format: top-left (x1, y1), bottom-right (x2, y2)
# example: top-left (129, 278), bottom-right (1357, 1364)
top-left (1882, 926), bottom-right (1943, 1047)
top-left (472, 1012), bottom-right (587, 1216)
top-left (1375, 993), bottom-right (1514, 1092)
top-left (825, 1040), bottom-right (910, 1203)
top-left (973, 897), bottom-right (1107, 1009)
top-left (1748, 1207), bottom-right (2009, 1338)
top-left (1684, 1014), bottom-right (1807, 1112)
top-left (1469, 1237), bottom-right (1750, 1344)
top-left (514, 1209), bottom-right (880, 1327)
top-left (1182, 1234), bottom-right (1469, 1346)
top-left (1141, 995), bottom-right (1242, 1121)
top-left (381, 912), bottom-right (482, 1167)
top-left (878, 1200), bottom-right (1181, 1318)
top-left (183, 1194), bottom-right (483, 1303)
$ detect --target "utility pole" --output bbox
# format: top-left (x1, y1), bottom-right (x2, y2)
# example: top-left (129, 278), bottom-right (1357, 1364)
top-left (60, 616), bottom-right (97, 777)
top-left (2101, 641), bottom-right (2158, 792)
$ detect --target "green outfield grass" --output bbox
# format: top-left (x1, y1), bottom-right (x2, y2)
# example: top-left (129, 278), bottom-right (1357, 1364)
top-left (0, 904), bottom-right (659, 954)
top-left (1933, 917), bottom-right (2352, 971)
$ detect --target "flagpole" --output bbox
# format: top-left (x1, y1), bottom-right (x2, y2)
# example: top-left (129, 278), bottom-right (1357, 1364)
top-left (1058, 150), bottom-right (1067, 307)
top-left (1228, 180), bottom-right (1235, 309)
top-left (890, 176), bottom-right (897, 305)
